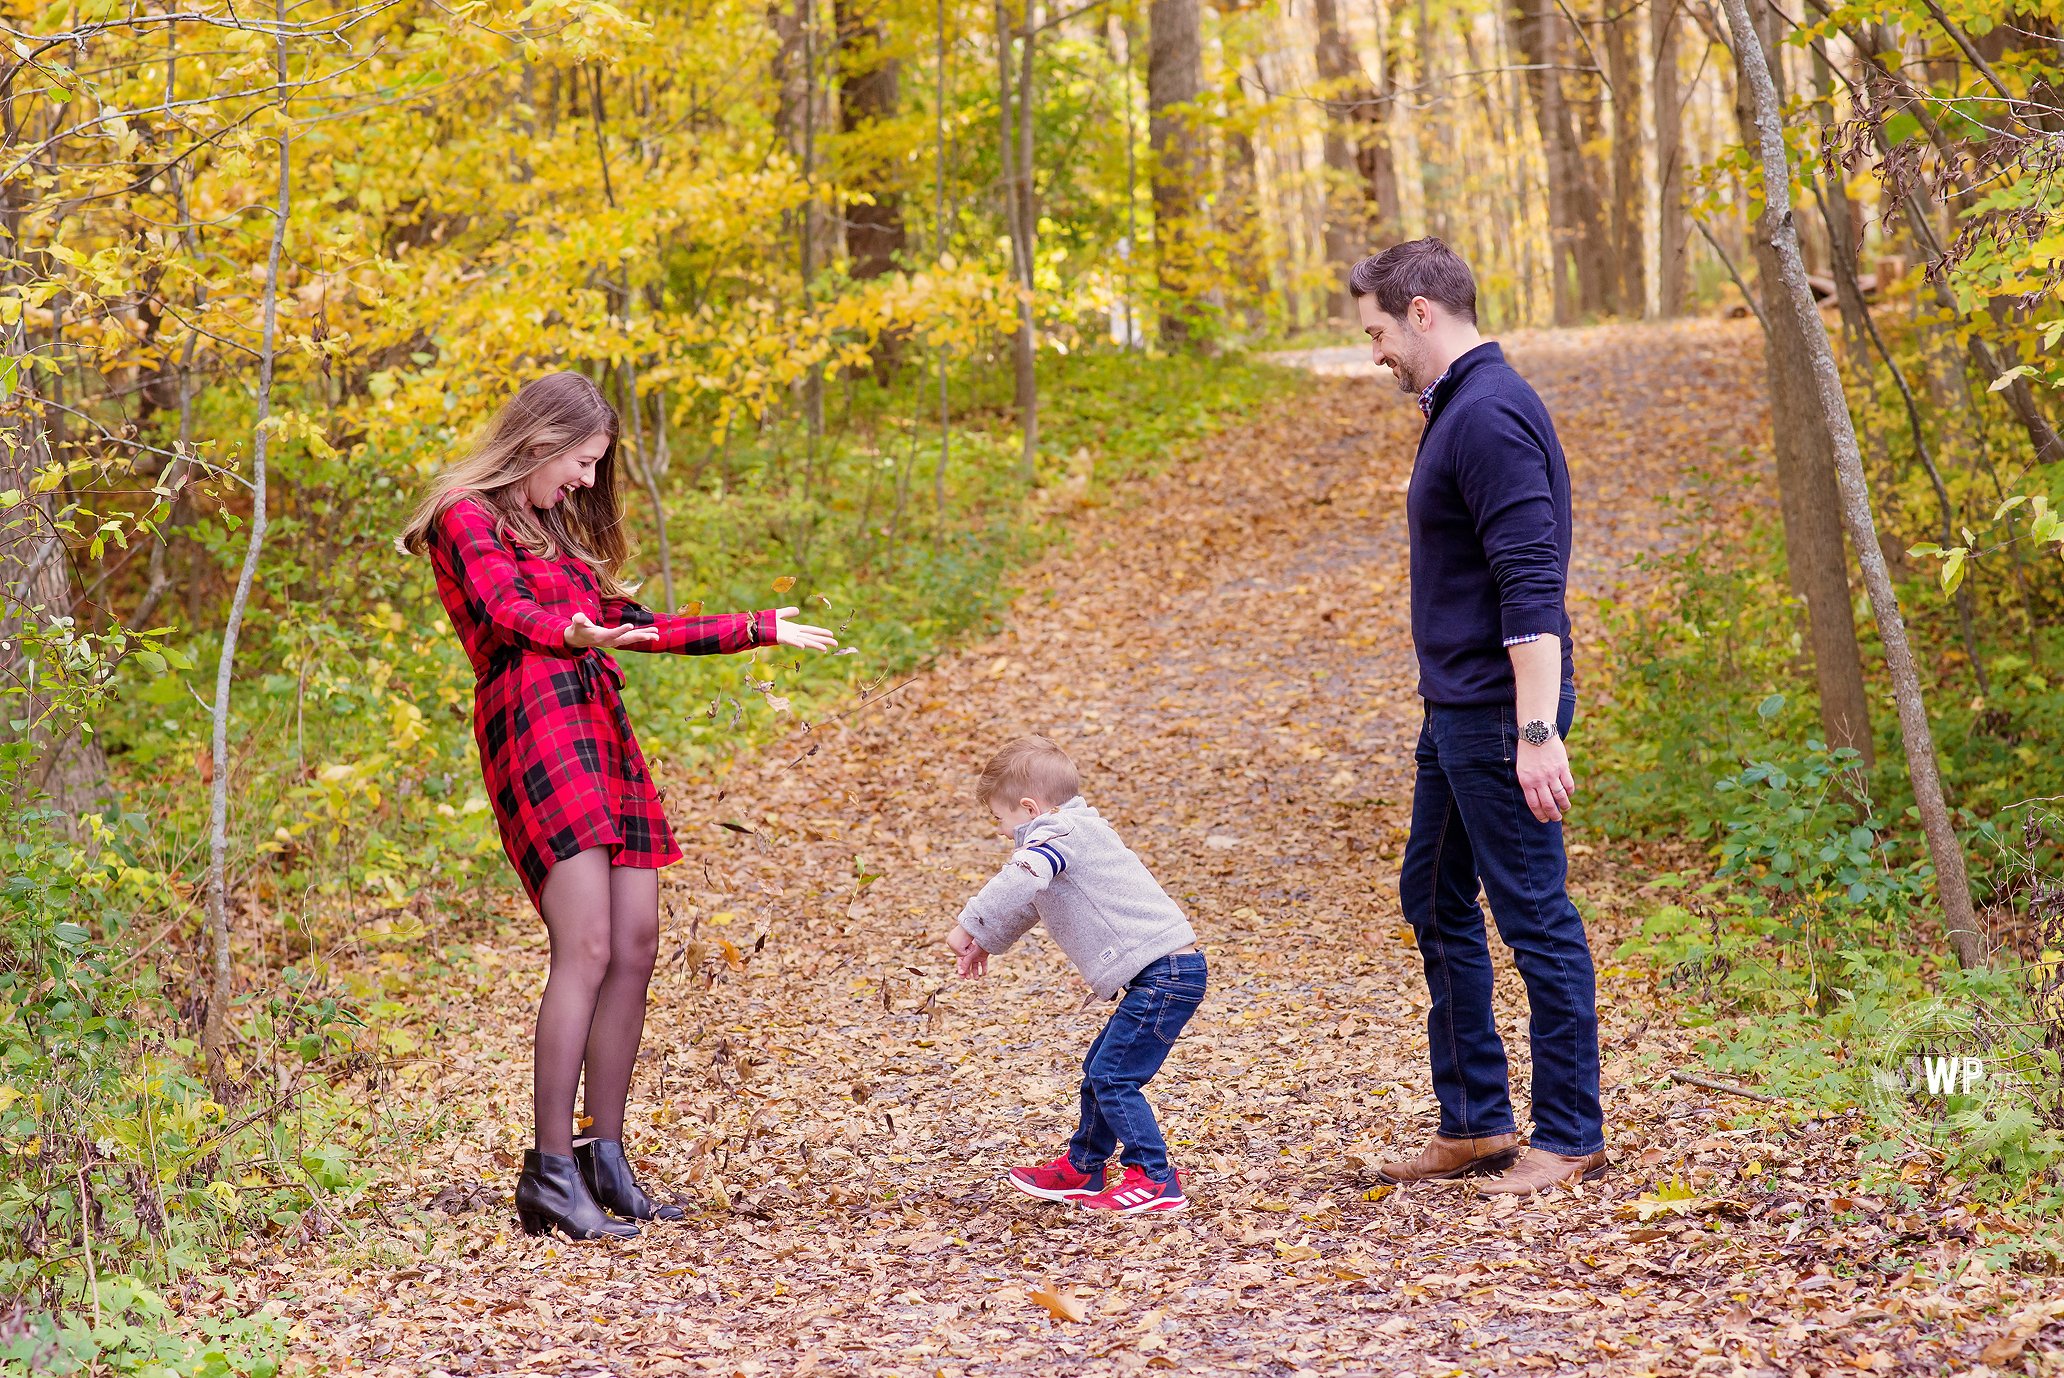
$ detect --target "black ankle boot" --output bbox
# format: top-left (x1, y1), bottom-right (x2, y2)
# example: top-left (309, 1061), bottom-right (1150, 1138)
top-left (515, 1150), bottom-right (638, 1240)
top-left (574, 1139), bottom-right (685, 1222)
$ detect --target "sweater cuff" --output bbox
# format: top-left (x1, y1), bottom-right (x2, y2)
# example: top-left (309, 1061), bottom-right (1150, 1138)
top-left (753, 609), bottom-right (776, 647)
top-left (1498, 605), bottom-right (1563, 644)
top-left (958, 910), bottom-right (1011, 955)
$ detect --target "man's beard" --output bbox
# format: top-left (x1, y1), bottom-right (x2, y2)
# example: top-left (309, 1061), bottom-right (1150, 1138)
top-left (1387, 339), bottom-right (1431, 395)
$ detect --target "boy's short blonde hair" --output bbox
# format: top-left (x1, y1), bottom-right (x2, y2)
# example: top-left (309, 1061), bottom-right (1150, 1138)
top-left (977, 736), bottom-right (1081, 809)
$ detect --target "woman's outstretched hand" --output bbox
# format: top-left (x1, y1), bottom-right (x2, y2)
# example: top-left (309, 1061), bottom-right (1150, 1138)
top-left (563, 612), bottom-right (659, 650)
top-left (772, 607), bottom-right (838, 652)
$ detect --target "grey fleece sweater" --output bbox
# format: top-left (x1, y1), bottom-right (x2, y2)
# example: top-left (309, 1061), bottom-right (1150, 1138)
top-left (956, 797), bottom-right (1196, 999)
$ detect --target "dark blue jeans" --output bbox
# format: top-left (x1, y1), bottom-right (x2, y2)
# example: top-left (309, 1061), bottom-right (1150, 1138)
top-left (1398, 685), bottom-right (1602, 1157)
top-left (1068, 953), bottom-right (1207, 1182)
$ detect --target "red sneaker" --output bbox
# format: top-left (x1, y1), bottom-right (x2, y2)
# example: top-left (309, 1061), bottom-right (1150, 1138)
top-left (1007, 1154), bottom-right (1107, 1203)
top-left (1074, 1165), bottom-right (1187, 1214)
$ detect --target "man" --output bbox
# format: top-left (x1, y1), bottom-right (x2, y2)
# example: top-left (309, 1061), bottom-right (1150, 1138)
top-left (1352, 238), bottom-right (1605, 1195)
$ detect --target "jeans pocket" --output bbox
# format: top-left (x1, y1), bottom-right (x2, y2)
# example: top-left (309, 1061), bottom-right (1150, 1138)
top-left (1433, 702), bottom-right (1516, 768)
top-left (1151, 986), bottom-right (1203, 1044)
top-left (1145, 972), bottom-right (1206, 1003)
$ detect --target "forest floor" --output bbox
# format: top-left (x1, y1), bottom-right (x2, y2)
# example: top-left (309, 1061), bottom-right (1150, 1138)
top-left (224, 320), bottom-right (2064, 1377)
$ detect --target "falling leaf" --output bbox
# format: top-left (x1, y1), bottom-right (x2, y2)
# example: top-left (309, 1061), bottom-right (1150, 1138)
top-left (678, 600), bottom-right (704, 616)
top-left (772, 576), bottom-right (796, 593)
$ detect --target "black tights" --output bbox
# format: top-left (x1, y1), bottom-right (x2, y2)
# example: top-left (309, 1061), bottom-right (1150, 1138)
top-left (533, 847), bottom-right (659, 1157)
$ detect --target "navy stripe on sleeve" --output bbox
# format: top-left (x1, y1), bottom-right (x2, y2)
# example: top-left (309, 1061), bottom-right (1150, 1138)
top-left (1028, 843), bottom-right (1066, 877)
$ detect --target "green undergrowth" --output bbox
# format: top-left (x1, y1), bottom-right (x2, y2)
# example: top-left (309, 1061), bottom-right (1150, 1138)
top-left (1587, 457), bottom-right (2064, 1212)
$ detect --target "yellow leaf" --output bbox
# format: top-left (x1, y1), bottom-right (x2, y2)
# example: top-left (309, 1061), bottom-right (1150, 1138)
top-left (678, 600), bottom-right (703, 615)
top-left (771, 576), bottom-right (796, 593)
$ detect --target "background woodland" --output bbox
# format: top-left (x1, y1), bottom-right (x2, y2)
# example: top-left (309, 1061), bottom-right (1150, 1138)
top-left (0, 0), bottom-right (2061, 1366)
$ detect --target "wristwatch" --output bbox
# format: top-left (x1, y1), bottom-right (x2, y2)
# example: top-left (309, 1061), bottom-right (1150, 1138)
top-left (1521, 718), bottom-right (1557, 747)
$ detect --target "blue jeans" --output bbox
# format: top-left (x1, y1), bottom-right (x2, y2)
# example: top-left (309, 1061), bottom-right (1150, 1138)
top-left (1067, 953), bottom-right (1207, 1182)
top-left (1399, 685), bottom-right (1602, 1157)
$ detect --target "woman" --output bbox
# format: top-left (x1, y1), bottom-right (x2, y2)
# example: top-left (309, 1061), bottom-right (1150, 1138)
top-left (402, 372), bottom-right (835, 1240)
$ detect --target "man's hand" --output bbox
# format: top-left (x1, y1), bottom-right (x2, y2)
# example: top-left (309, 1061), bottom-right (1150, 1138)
top-left (1517, 736), bottom-right (1577, 823)
top-left (945, 923), bottom-right (988, 979)
top-left (1507, 636), bottom-right (1575, 822)
top-left (564, 612), bottom-right (658, 650)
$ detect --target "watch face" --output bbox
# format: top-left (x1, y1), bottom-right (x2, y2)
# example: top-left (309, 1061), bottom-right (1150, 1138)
top-left (1523, 720), bottom-right (1552, 746)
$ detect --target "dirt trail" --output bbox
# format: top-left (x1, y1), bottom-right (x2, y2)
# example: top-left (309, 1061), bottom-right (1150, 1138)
top-left (246, 320), bottom-right (2058, 1378)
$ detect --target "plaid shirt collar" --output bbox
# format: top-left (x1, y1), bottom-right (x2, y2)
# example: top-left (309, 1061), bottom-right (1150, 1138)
top-left (1417, 366), bottom-right (1453, 419)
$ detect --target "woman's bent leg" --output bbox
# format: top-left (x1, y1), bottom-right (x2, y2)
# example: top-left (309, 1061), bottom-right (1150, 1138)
top-left (578, 863), bottom-right (660, 1143)
top-left (535, 848), bottom-right (616, 1156)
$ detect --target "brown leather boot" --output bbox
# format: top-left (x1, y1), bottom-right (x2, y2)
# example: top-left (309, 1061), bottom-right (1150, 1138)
top-left (1476, 1146), bottom-right (1608, 1195)
top-left (1374, 1132), bottom-right (1522, 1184)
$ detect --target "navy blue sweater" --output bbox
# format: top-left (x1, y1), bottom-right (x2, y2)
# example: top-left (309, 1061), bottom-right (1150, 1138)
top-left (1407, 341), bottom-right (1574, 705)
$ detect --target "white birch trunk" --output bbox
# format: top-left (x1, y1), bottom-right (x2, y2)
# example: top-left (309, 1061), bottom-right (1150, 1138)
top-left (203, 21), bottom-right (291, 1081)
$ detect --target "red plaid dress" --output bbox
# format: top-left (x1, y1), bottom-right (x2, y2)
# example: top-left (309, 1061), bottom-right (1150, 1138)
top-left (427, 496), bottom-right (773, 913)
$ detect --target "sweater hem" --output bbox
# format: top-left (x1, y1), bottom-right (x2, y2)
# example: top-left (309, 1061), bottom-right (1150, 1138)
top-left (1087, 926), bottom-right (1200, 1001)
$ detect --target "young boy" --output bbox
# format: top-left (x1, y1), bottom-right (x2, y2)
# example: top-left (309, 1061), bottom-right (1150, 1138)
top-left (943, 736), bottom-right (1206, 1215)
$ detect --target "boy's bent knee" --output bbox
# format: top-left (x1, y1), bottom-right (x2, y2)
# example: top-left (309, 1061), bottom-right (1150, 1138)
top-left (1082, 1069), bottom-right (1148, 1097)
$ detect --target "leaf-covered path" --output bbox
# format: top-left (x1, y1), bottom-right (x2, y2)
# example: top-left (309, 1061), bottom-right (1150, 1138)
top-left (247, 321), bottom-right (2064, 1377)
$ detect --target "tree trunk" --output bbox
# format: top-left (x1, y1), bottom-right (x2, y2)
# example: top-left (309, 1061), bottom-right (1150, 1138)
top-left (620, 361), bottom-right (675, 613)
top-left (1605, 7), bottom-right (1645, 317)
top-left (1370, 8), bottom-right (1403, 242)
top-left (1722, 0), bottom-right (1984, 970)
top-left (1652, 0), bottom-right (1689, 316)
top-left (1414, 1), bottom-right (1452, 244)
top-left (1567, 12), bottom-right (1615, 316)
top-left (204, 16), bottom-right (290, 1090)
top-left (1509, 0), bottom-right (1607, 324)
top-left (0, 117), bottom-right (106, 823)
top-left (1313, 0), bottom-right (1372, 317)
top-left (1148, 0), bottom-right (1201, 346)
top-left (835, 0), bottom-right (905, 280)
top-left (1363, 8), bottom-right (1405, 245)
top-left (1730, 14), bottom-right (1876, 769)
top-left (1221, 104), bottom-right (1264, 332)
top-left (0, 383), bottom-right (109, 821)
top-left (995, 0), bottom-right (1038, 477)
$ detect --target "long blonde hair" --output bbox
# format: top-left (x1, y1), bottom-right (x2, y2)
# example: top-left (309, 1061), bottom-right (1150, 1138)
top-left (401, 371), bottom-right (633, 596)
